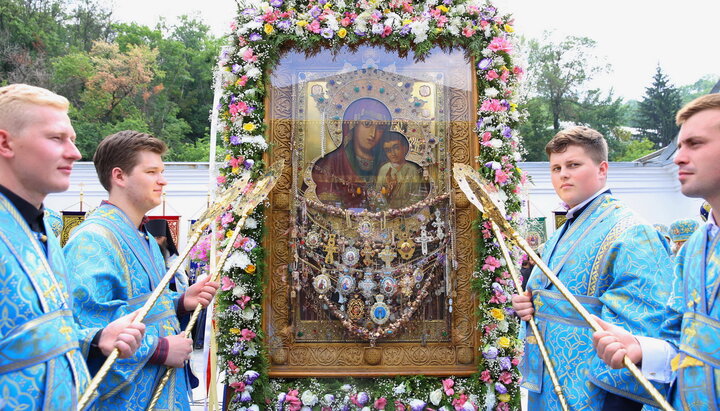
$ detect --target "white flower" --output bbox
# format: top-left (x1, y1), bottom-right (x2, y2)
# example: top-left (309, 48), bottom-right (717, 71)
top-left (498, 320), bottom-right (509, 332)
top-left (232, 284), bottom-right (248, 298)
top-left (484, 389), bottom-right (496, 411)
top-left (301, 390), bottom-right (319, 406)
top-left (410, 20), bottom-right (429, 43)
top-left (485, 87), bottom-right (499, 98)
top-left (226, 250), bottom-right (251, 271)
top-left (429, 389), bottom-right (443, 406)
top-left (384, 12), bottom-right (402, 28)
top-left (341, 384), bottom-right (352, 392)
top-left (300, 407), bottom-right (311, 411)
top-left (326, 17), bottom-right (339, 31)
top-left (393, 383), bottom-right (406, 395)
top-left (241, 307), bottom-right (255, 320)
top-left (244, 342), bottom-right (258, 357)
top-left (246, 66), bottom-right (261, 79)
top-left (461, 402), bottom-right (474, 411)
top-left (335, 0), bottom-right (346, 7)
top-left (361, 408), bottom-right (371, 411)
top-left (244, 217), bottom-right (258, 229)
top-left (489, 138), bottom-right (503, 148)
top-left (248, 405), bottom-right (260, 411)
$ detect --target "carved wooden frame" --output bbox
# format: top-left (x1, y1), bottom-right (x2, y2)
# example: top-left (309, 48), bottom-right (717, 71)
top-left (264, 47), bottom-right (479, 377)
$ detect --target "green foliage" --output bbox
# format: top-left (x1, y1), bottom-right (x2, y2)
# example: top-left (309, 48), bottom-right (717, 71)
top-left (679, 74), bottom-right (720, 104)
top-left (2, 0), bottom-right (222, 160)
top-left (636, 65), bottom-right (682, 148)
top-left (614, 137), bottom-right (656, 162)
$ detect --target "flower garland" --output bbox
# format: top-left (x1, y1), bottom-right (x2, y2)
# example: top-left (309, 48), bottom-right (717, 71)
top-left (200, 0), bottom-right (528, 409)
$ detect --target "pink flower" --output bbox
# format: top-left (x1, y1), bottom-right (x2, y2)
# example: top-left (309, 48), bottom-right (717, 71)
top-left (485, 70), bottom-right (499, 81)
top-left (239, 328), bottom-right (256, 341)
top-left (394, 401), bottom-right (406, 411)
top-left (229, 381), bottom-right (245, 392)
top-left (442, 378), bottom-right (455, 396)
top-left (452, 394), bottom-right (469, 410)
top-left (499, 371), bottom-right (513, 384)
top-left (221, 276), bottom-right (236, 291)
top-left (480, 99), bottom-right (507, 112)
top-left (500, 70), bottom-right (510, 82)
top-left (482, 256), bottom-right (501, 272)
top-left (480, 369), bottom-right (492, 382)
top-left (479, 20), bottom-right (489, 29)
top-left (462, 26), bottom-right (476, 37)
top-left (511, 357), bottom-right (520, 366)
top-left (217, 175), bottom-right (227, 184)
top-left (227, 360), bottom-right (240, 374)
top-left (242, 48), bottom-right (258, 63)
top-left (435, 15), bottom-right (448, 27)
top-left (307, 20), bottom-right (321, 33)
top-left (236, 295), bottom-right (251, 309)
top-left (237, 75), bottom-right (248, 86)
top-left (495, 169), bottom-right (509, 185)
top-left (381, 25), bottom-right (392, 37)
top-left (374, 397), bottom-right (388, 409)
top-left (496, 403), bottom-right (510, 411)
top-left (221, 212), bottom-right (234, 225)
top-left (285, 390), bottom-right (302, 411)
top-left (488, 36), bottom-right (513, 53)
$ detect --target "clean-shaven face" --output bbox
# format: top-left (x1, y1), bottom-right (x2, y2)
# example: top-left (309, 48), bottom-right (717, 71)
top-left (675, 108), bottom-right (720, 208)
top-left (123, 150), bottom-right (167, 214)
top-left (549, 145), bottom-right (608, 209)
top-left (10, 106), bottom-right (81, 205)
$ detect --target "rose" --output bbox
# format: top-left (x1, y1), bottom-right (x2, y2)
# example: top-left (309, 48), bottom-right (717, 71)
top-left (374, 397), bottom-right (387, 409)
top-left (429, 389), bottom-right (443, 406)
top-left (301, 390), bottom-right (318, 406)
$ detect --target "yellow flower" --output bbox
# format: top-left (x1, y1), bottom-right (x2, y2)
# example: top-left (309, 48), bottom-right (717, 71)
top-left (225, 154), bottom-right (232, 161)
top-left (226, 230), bottom-right (234, 238)
top-left (498, 336), bottom-right (511, 348)
top-left (264, 23), bottom-right (274, 34)
top-left (232, 166), bottom-right (240, 174)
top-left (297, 20), bottom-right (308, 27)
top-left (245, 264), bottom-right (256, 273)
top-left (230, 327), bottom-right (241, 334)
top-left (324, 3), bottom-right (332, 8)
top-left (438, 5), bottom-right (449, 12)
top-left (490, 308), bottom-right (505, 321)
top-left (498, 394), bottom-right (511, 402)
top-left (435, 27), bottom-right (443, 33)
top-left (338, 28), bottom-right (347, 38)
top-left (510, 102), bottom-right (518, 111)
top-left (504, 24), bottom-right (514, 33)
top-left (243, 123), bottom-right (256, 132)
top-left (403, 19), bottom-right (412, 25)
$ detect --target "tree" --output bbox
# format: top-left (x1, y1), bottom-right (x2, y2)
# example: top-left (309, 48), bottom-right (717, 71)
top-left (636, 66), bottom-right (682, 148)
top-left (525, 33), bottom-right (610, 132)
top-left (679, 74), bottom-right (720, 104)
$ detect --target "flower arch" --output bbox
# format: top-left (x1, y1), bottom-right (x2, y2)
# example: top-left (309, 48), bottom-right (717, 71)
top-left (206, 0), bottom-right (527, 409)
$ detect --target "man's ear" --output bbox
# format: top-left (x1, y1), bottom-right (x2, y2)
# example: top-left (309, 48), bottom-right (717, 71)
top-left (598, 161), bottom-right (609, 179)
top-left (0, 129), bottom-right (15, 159)
top-left (110, 167), bottom-right (127, 189)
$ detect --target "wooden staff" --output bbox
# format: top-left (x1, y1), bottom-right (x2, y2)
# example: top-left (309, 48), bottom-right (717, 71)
top-left (145, 160), bottom-right (284, 411)
top-left (452, 163), bottom-right (674, 411)
top-left (77, 172), bottom-right (256, 410)
top-left (488, 219), bottom-right (570, 411)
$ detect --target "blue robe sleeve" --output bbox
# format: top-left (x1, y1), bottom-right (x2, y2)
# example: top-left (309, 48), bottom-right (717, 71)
top-left (64, 226), bottom-right (160, 399)
top-left (589, 224), bottom-right (679, 405)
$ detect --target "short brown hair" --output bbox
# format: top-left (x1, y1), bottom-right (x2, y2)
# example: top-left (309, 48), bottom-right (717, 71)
top-left (93, 130), bottom-right (167, 191)
top-left (676, 93), bottom-right (720, 125)
top-left (545, 126), bottom-right (608, 164)
top-left (0, 84), bottom-right (69, 134)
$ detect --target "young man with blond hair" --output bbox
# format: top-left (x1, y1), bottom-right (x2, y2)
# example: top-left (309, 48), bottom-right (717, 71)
top-left (64, 130), bottom-right (219, 410)
top-left (593, 93), bottom-right (720, 409)
top-left (512, 126), bottom-right (675, 410)
top-left (0, 84), bottom-right (145, 409)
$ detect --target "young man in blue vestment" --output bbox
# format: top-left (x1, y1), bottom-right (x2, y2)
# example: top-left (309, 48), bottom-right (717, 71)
top-left (593, 93), bottom-right (720, 409)
top-left (511, 126), bottom-right (676, 410)
top-left (64, 130), bottom-right (220, 410)
top-left (0, 84), bottom-right (145, 409)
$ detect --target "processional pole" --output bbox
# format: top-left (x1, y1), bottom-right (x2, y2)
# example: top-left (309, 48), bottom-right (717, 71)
top-left (452, 164), bottom-right (674, 411)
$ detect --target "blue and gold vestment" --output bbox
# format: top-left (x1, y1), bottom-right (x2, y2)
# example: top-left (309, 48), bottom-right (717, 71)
top-left (64, 202), bottom-right (190, 410)
top-left (663, 225), bottom-right (720, 410)
top-left (0, 193), bottom-right (92, 410)
top-left (521, 193), bottom-right (675, 410)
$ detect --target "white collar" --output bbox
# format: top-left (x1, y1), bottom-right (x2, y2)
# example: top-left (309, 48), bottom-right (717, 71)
top-left (565, 185), bottom-right (610, 219)
top-left (707, 209), bottom-right (719, 239)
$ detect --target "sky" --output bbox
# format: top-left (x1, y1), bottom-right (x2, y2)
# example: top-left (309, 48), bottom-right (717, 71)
top-left (110, 0), bottom-right (720, 101)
